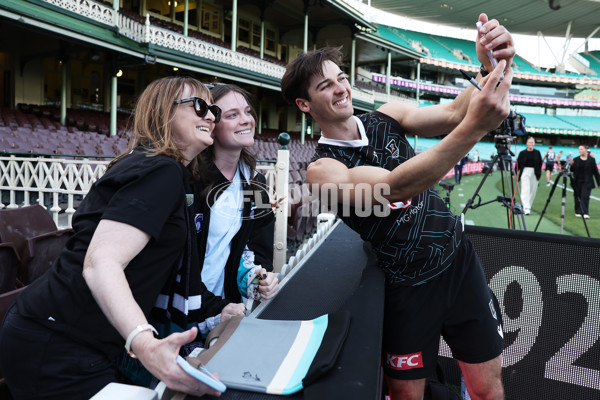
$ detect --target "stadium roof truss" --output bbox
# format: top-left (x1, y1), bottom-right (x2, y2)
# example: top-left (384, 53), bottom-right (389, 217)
top-left (365, 0), bottom-right (600, 71)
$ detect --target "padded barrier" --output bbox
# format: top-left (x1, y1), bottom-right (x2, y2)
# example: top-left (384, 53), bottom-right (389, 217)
top-left (439, 225), bottom-right (600, 400)
top-left (189, 223), bottom-right (384, 400)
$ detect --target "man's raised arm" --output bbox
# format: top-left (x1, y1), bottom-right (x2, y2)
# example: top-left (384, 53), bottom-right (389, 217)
top-left (307, 61), bottom-right (513, 206)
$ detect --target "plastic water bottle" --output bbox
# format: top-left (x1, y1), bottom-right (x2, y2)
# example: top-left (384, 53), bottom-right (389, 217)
top-left (460, 375), bottom-right (472, 400)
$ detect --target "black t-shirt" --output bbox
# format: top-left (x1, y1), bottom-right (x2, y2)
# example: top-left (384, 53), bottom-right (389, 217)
top-left (312, 111), bottom-right (462, 286)
top-left (16, 148), bottom-right (190, 358)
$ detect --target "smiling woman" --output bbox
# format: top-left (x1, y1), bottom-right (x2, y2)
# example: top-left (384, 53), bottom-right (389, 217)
top-left (0, 77), bottom-right (239, 399)
top-left (191, 83), bottom-right (278, 312)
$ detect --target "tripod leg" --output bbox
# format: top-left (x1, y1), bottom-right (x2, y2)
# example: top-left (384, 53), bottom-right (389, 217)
top-left (461, 154), bottom-right (500, 216)
top-left (560, 174), bottom-right (567, 234)
top-left (534, 172), bottom-right (561, 232)
top-left (501, 155), bottom-right (526, 230)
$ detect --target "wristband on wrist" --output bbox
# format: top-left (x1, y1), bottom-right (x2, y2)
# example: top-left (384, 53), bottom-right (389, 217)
top-left (480, 65), bottom-right (489, 77)
top-left (125, 324), bottom-right (158, 358)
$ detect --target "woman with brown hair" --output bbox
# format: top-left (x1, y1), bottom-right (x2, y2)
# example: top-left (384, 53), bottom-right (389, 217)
top-left (0, 77), bottom-right (244, 399)
top-left (193, 84), bottom-right (278, 306)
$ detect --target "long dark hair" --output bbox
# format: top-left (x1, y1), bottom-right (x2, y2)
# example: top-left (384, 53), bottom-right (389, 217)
top-left (199, 83), bottom-right (257, 176)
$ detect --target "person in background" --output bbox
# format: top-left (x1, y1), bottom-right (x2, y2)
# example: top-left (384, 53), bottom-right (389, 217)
top-left (281, 12), bottom-right (513, 400)
top-left (516, 137), bottom-right (542, 215)
top-left (454, 154), bottom-right (469, 184)
top-left (543, 145), bottom-right (556, 187)
top-left (193, 83), bottom-right (279, 305)
top-left (0, 77), bottom-right (244, 399)
top-left (571, 145), bottom-right (600, 219)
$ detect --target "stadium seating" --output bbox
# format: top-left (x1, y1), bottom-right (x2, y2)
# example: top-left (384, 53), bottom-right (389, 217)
top-left (578, 51), bottom-right (600, 75)
top-left (555, 115), bottom-right (600, 131)
top-left (0, 243), bottom-right (21, 293)
top-left (0, 106), bottom-right (131, 157)
top-left (0, 205), bottom-right (73, 285)
top-left (520, 112), bottom-right (579, 130)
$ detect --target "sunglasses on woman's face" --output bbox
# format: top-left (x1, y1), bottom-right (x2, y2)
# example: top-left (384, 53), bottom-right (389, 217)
top-left (174, 97), bottom-right (221, 123)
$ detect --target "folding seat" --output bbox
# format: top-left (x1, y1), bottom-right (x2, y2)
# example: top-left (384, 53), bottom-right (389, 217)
top-left (56, 142), bottom-right (80, 156)
top-left (21, 230), bottom-right (72, 284)
top-left (97, 141), bottom-right (116, 156)
top-left (0, 243), bottom-right (20, 293)
top-left (0, 205), bottom-right (73, 285)
top-left (0, 286), bottom-right (27, 386)
top-left (80, 142), bottom-right (99, 156)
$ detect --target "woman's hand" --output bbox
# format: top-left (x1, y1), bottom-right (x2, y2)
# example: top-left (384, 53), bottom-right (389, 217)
top-left (221, 302), bottom-right (246, 321)
top-left (257, 268), bottom-right (279, 300)
top-left (133, 328), bottom-right (222, 397)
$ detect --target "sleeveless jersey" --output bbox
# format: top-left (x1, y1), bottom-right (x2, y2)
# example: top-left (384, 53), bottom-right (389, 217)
top-left (312, 111), bottom-right (462, 285)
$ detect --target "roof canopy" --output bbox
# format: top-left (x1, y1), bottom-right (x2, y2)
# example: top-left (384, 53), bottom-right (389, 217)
top-left (368, 0), bottom-right (600, 39)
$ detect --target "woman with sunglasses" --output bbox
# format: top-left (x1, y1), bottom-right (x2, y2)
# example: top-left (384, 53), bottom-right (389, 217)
top-left (192, 84), bottom-right (279, 308)
top-left (0, 77), bottom-right (245, 399)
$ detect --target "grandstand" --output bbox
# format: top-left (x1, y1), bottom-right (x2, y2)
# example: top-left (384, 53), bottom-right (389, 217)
top-left (1, 0), bottom-right (600, 399)
top-left (1, 0), bottom-right (598, 278)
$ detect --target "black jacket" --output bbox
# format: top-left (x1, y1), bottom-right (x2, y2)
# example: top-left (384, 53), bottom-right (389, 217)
top-left (572, 156), bottom-right (600, 189)
top-left (516, 149), bottom-right (543, 181)
top-left (192, 161), bottom-right (275, 303)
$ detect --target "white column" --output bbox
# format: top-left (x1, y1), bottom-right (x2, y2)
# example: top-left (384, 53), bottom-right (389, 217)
top-left (273, 146), bottom-right (290, 272)
top-left (386, 50), bottom-right (391, 97)
top-left (260, 19), bottom-right (265, 59)
top-left (414, 62), bottom-right (421, 149)
top-left (301, 8), bottom-right (308, 144)
top-left (231, 0), bottom-right (238, 51)
top-left (110, 75), bottom-right (117, 137)
top-left (184, 0), bottom-right (189, 36)
top-left (351, 35), bottom-right (356, 87)
top-left (113, 0), bottom-right (119, 27)
top-left (60, 61), bottom-right (67, 126)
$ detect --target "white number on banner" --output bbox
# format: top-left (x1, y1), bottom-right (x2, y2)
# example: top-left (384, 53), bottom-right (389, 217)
top-left (544, 274), bottom-right (600, 389)
top-left (489, 266), bottom-right (543, 367)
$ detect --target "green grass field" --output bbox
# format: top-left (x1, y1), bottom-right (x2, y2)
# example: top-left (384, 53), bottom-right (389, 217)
top-left (436, 170), bottom-right (600, 238)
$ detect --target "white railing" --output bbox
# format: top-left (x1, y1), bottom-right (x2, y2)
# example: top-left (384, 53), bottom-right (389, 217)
top-left (37, 0), bottom-right (411, 104)
top-left (0, 155), bottom-right (108, 227)
top-left (39, 0), bottom-right (286, 79)
top-left (0, 152), bottom-right (289, 269)
top-left (118, 12), bottom-right (145, 41)
top-left (44, 0), bottom-right (114, 25)
top-left (144, 22), bottom-right (285, 79)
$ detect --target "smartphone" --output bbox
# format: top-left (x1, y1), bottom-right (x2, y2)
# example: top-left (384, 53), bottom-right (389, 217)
top-left (177, 355), bottom-right (227, 392)
top-left (476, 21), bottom-right (504, 79)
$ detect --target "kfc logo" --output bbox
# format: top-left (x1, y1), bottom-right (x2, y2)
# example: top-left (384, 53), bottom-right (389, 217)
top-left (388, 200), bottom-right (412, 210)
top-left (385, 352), bottom-right (423, 370)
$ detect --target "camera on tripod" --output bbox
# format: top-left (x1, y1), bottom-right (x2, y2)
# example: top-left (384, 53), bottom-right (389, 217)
top-left (559, 159), bottom-right (571, 174)
top-left (490, 111), bottom-right (527, 138)
top-left (439, 181), bottom-right (455, 191)
top-left (489, 111), bottom-right (526, 157)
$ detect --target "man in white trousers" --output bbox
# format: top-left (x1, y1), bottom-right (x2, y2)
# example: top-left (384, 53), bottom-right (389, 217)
top-left (516, 137), bottom-right (542, 214)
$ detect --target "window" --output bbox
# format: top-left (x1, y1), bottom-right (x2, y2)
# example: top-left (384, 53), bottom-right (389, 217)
top-left (201, 3), bottom-right (221, 35)
top-left (266, 28), bottom-right (276, 52)
top-left (238, 18), bottom-right (250, 44)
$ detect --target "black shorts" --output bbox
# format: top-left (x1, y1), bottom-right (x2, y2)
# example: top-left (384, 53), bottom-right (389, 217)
top-left (381, 236), bottom-right (504, 380)
top-left (545, 161), bottom-right (555, 171)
